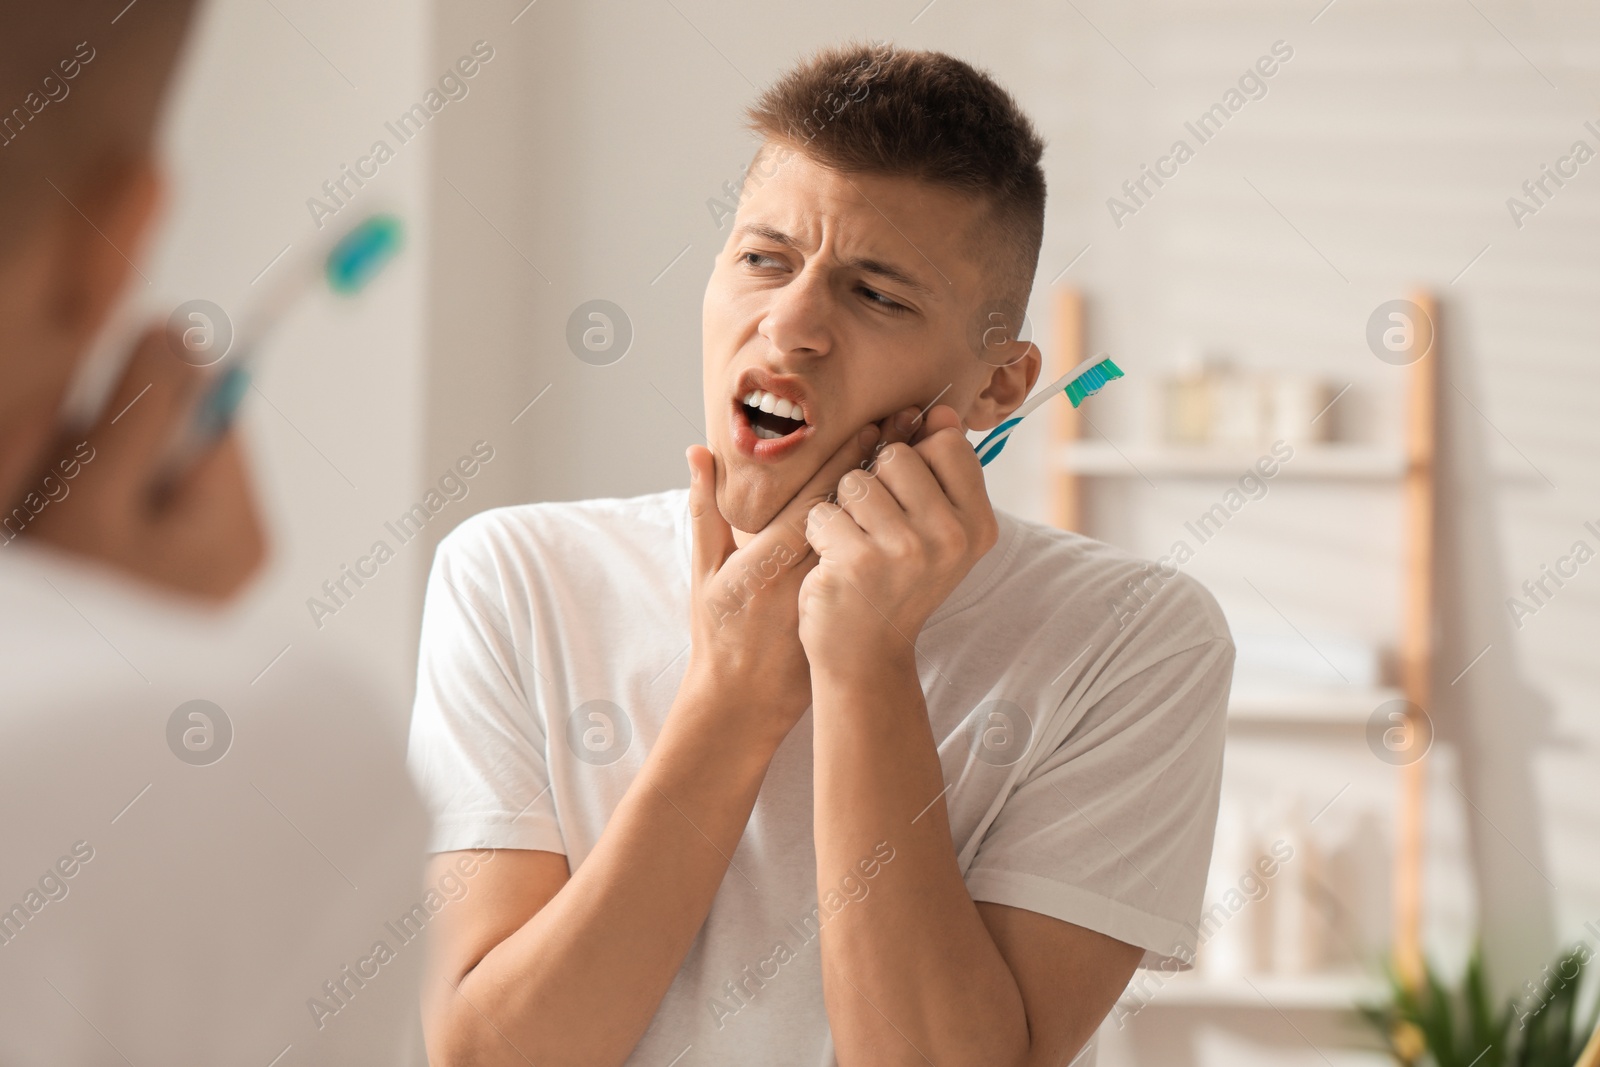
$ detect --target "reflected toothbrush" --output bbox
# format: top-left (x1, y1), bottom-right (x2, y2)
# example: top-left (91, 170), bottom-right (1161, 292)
top-left (156, 213), bottom-right (405, 485)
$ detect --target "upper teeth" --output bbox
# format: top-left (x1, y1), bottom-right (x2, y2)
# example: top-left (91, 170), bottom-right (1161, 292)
top-left (742, 390), bottom-right (804, 422)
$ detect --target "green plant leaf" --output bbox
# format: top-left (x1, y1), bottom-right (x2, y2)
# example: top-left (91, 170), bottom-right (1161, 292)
top-left (1358, 942), bottom-right (1599, 1067)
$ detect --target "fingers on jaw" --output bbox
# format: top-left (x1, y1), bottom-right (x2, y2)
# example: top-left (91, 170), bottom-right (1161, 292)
top-left (806, 499), bottom-right (842, 537)
top-left (924, 404), bottom-right (965, 432)
top-left (892, 406), bottom-right (921, 437)
top-left (877, 406), bottom-right (920, 447)
top-left (103, 330), bottom-right (205, 441)
top-left (800, 426), bottom-right (877, 508)
top-left (911, 424), bottom-right (972, 466)
top-left (685, 443), bottom-right (714, 477)
top-left (685, 446), bottom-right (721, 511)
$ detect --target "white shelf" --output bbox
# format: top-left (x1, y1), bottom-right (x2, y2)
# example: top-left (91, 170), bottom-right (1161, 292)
top-left (1228, 687), bottom-right (1402, 725)
top-left (1055, 442), bottom-right (1407, 479)
top-left (1123, 970), bottom-right (1386, 1010)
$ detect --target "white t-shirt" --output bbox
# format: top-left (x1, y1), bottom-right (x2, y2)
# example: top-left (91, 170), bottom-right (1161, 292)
top-left (0, 545), bottom-right (430, 1066)
top-left (407, 488), bottom-right (1234, 1067)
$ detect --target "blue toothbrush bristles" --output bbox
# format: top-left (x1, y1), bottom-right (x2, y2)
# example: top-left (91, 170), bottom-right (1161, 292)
top-left (326, 214), bottom-right (404, 295)
top-left (1063, 358), bottom-right (1124, 408)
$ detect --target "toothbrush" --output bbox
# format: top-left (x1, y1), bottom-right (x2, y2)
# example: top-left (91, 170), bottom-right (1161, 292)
top-left (155, 213), bottom-right (404, 485)
top-left (972, 354), bottom-right (1124, 466)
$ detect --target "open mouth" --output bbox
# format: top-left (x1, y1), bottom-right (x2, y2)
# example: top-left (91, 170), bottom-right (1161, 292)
top-left (739, 389), bottom-right (808, 440)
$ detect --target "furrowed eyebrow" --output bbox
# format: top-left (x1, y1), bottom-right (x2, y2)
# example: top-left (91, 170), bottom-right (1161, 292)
top-left (733, 223), bottom-right (935, 298)
top-left (734, 223), bottom-right (795, 246)
top-left (845, 255), bottom-right (934, 297)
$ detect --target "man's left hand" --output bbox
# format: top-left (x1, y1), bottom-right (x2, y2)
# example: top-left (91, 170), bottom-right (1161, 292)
top-left (798, 403), bottom-right (998, 676)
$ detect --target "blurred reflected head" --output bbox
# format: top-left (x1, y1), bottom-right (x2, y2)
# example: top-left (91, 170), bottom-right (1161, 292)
top-left (0, 0), bottom-right (199, 500)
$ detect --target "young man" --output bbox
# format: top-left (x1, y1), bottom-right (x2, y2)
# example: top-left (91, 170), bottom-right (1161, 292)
top-left (410, 45), bottom-right (1234, 1066)
top-left (0, 4), bottom-right (429, 1061)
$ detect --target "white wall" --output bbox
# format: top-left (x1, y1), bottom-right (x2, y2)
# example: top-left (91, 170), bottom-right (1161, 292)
top-left (427, 1), bottom-right (1600, 1063)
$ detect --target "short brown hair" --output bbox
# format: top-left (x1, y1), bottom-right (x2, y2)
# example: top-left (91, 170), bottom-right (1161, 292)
top-left (0, 0), bottom-right (199, 250)
top-left (746, 43), bottom-right (1047, 326)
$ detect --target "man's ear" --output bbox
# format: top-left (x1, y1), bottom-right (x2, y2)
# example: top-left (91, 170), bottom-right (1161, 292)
top-left (46, 154), bottom-right (164, 348)
top-left (965, 339), bottom-right (1042, 432)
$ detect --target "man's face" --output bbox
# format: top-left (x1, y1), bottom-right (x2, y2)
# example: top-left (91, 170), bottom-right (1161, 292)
top-left (701, 147), bottom-right (1012, 535)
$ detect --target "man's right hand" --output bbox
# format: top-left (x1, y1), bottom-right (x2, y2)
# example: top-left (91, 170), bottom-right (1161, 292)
top-left (19, 326), bottom-right (267, 602)
top-left (679, 425), bottom-right (882, 746)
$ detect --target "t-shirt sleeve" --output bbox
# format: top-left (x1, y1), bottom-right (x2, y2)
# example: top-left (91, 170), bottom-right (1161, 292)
top-left (406, 518), bottom-right (567, 857)
top-left (963, 631), bottom-right (1233, 970)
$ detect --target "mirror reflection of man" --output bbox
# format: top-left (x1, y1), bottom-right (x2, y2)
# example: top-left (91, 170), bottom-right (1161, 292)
top-left (0, 3), bottom-right (428, 1062)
